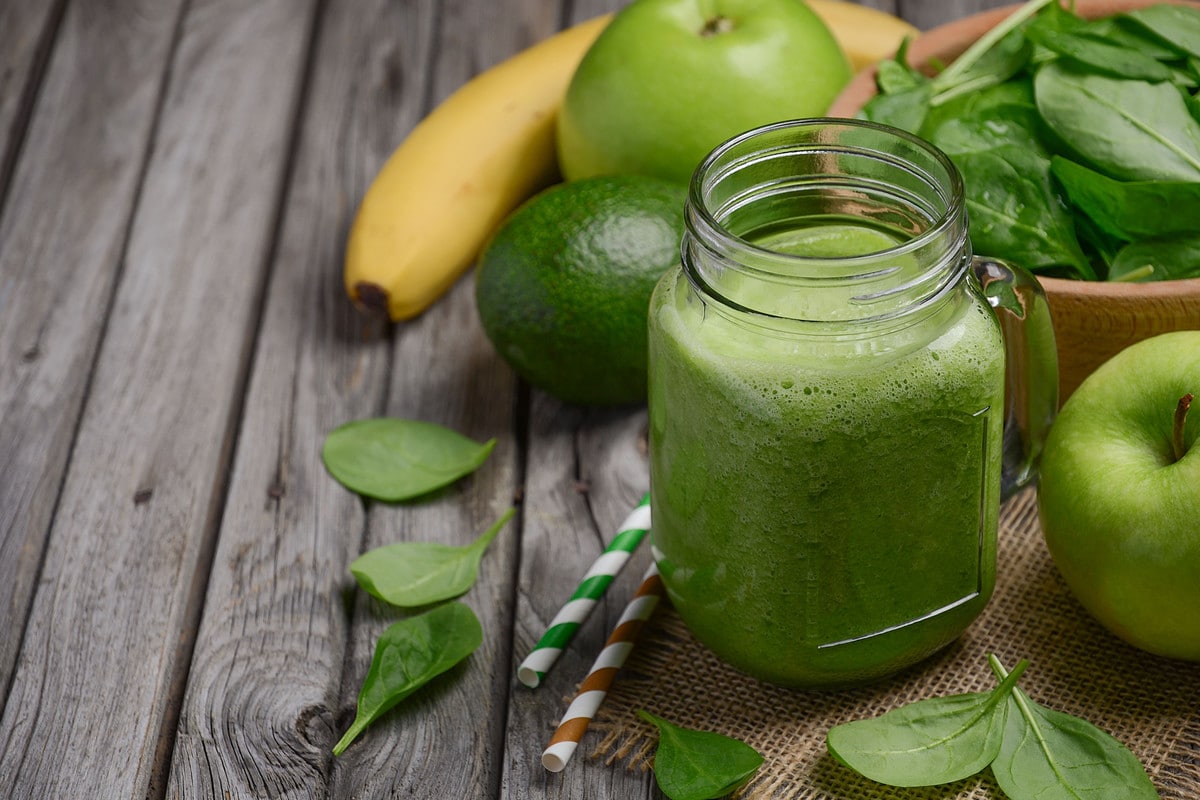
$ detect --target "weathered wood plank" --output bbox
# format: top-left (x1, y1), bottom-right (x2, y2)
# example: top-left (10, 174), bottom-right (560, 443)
top-left (325, 0), bottom-right (562, 795)
top-left (326, 277), bottom-right (522, 798)
top-left (164, 0), bottom-right (434, 795)
top-left (847, 0), bottom-right (900, 15)
top-left (487, 12), bottom-right (652, 799)
top-left (0, 0), bottom-right (317, 796)
top-left (493, 1), bottom-right (711, 796)
top-left (0, 0), bottom-right (65, 200)
top-left (898, 0), bottom-right (1010, 30)
top-left (503, 395), bottom-right (657, 800)
top-left (496, 1), bottom-right (689, 793)
top-left (0, 0), bottom-right (183, 709)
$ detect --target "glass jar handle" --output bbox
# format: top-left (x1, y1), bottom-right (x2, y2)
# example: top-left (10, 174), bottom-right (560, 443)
top-left (972, 257), bottom-right (1059, 499)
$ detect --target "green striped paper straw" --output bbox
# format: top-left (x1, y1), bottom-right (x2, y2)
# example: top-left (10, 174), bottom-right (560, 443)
top-left (518, 493), bottom-right (651, 688)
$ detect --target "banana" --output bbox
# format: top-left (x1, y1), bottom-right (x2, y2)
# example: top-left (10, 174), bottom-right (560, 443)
top-left (811, 0), bottom-right (919, 72)
top-left (345, 2), bottom-right (917, 321)
top-left (345, 16), bottom-right (609, 321)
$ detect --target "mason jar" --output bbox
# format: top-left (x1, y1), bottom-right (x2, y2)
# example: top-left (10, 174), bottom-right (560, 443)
top-left (647, 118), bottom-right (1058, 688)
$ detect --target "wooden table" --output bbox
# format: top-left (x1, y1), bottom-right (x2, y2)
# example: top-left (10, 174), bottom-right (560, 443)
top-left (0, 1), bottom-right (1015, 797)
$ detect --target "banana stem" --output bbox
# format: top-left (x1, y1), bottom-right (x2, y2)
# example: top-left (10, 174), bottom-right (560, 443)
top-left (354, 281), bottom-right (391, 316)
top-left (1174, 393), bottom-right (1194, 463)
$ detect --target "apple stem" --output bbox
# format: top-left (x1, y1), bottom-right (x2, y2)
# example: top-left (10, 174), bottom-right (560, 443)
top-left (1173, 393), bottom-right (1194, 463)
top-left (700, 16), bottom-right (734, 36)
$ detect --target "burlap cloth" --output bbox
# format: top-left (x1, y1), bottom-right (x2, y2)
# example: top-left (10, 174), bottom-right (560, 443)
top-left (589, 489), bottom-right (1200, 798)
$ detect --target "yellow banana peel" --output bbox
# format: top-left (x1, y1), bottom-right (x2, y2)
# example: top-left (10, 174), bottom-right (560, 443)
top-left (345, 2), bottom-right (917, 321)
top-left (811, 0), bottom-right (920, 71)
top-left (345, 15), bottom-right (609, 321)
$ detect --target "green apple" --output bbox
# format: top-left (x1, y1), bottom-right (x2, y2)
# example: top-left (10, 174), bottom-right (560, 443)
top-left (557, 0), bottom-right (852, 184)
top-left (1037, 331), bottom-right (1200, 661)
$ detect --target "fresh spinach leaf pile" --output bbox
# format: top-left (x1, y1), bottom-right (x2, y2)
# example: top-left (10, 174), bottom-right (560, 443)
top-left (331, 508), bottom-right (514, 755)
top-left (862, 0), bottom-right (1200, 282)
top-left (322, 416), bottom-right (511, 755)
top-left (826, 655), bottom-right (1158, 800)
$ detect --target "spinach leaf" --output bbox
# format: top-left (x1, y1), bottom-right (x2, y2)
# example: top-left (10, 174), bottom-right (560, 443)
top-left (323, 418), bottom-right (496, 502)
top-left (989, 656), bottom-right (1158, 800)
top-left (1083, 16), bottom-right (1186, 61)
top-left (826, 660), bottom-right (1028, 787)
top-left (1123, 4), bottom-right (1200, 59)
top-left (922, 79), bottom-right (1037, 138)
top-left (918, 75), bottom-right (1093, 277)
top-left (1034, 60), bottom-right (1200, 181)
top-left (638, 710), bottom-right (764, 800)
top-left (1051, 156), bottom-right (1200, 240)
top-left (876, 56), bottom-right (925, 94)
top-left (1072, 213), bottom-right (1121, 280)
top-left (933, 0), bottom-right (1051, 91)
top-left (932, 26), bottom-right (1033, 106)
top-left (1169, 64), bottom-right (1200, 90)
top-left (925, 96), bottom-right (1044, 157)
top-left (822, 655), bottom-right (1160, 797)
top-left (1025, 24), bottom-right (1175, 82)
top-left (1109, 233), bottom-right (1200, 281)
top-left (351, 507), bottom-right (515, 607)
top-left (1186, 81), bottom-right (1200, 123)
top-left (861, 83), bottom-right (931, 134)
top-left (332, 602), bottom-right (482, 755)
top-left (952, 145), bottom-right (1094, 278)
top-left (1031, 0), bottom-right (1087, 35)
top-left (862, 41), bottom-right (933, 133)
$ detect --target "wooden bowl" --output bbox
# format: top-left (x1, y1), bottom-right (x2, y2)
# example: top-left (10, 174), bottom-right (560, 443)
top-left (829, 0), bottom-right (1200, 402)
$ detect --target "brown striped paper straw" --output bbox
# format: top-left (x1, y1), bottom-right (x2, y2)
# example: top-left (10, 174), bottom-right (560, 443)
top-left (541, 561), bottom-right (665, 772)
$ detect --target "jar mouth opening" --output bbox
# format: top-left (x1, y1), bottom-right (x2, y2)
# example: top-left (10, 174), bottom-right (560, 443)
top-left (687, 118), bottom-right (966, 275)
top-left (682, 118), bottom-right (971, 326)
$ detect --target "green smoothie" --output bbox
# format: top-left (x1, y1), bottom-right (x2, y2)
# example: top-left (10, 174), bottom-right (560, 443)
top-left (647, 221), bottom-right (1007, 687)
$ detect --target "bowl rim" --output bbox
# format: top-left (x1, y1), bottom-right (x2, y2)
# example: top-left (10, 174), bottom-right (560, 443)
top-left (829, 0), bottom-right (1200, 294)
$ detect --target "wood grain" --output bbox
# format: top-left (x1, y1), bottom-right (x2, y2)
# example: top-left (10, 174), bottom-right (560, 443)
top-left (0, 0), bottom-right (316, 795)
top-left (898, 0), bottom-right (1010, 30)
top-left (1043, 277), bottom-right (1200, 400)
top-left (162, 0), bottom-right (406, 793)
top-left (326, 0), bottom-right (555, 795)
top-left (0, 0), bottom-right (64, 203)
top-left (0, 0), bottom-right (183, 710)
top-left (503, 393), bottom-right (656, 799)
top-left (490, 1), bottom-right (657, 795)
top-left (327, 276), bottom-right (521, 797)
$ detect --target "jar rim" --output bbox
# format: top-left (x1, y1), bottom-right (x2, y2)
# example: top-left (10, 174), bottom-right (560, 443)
top-left (686, 117), bottom-right (966, 275)
top-left (679, 117), bottom-right (974, 328)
